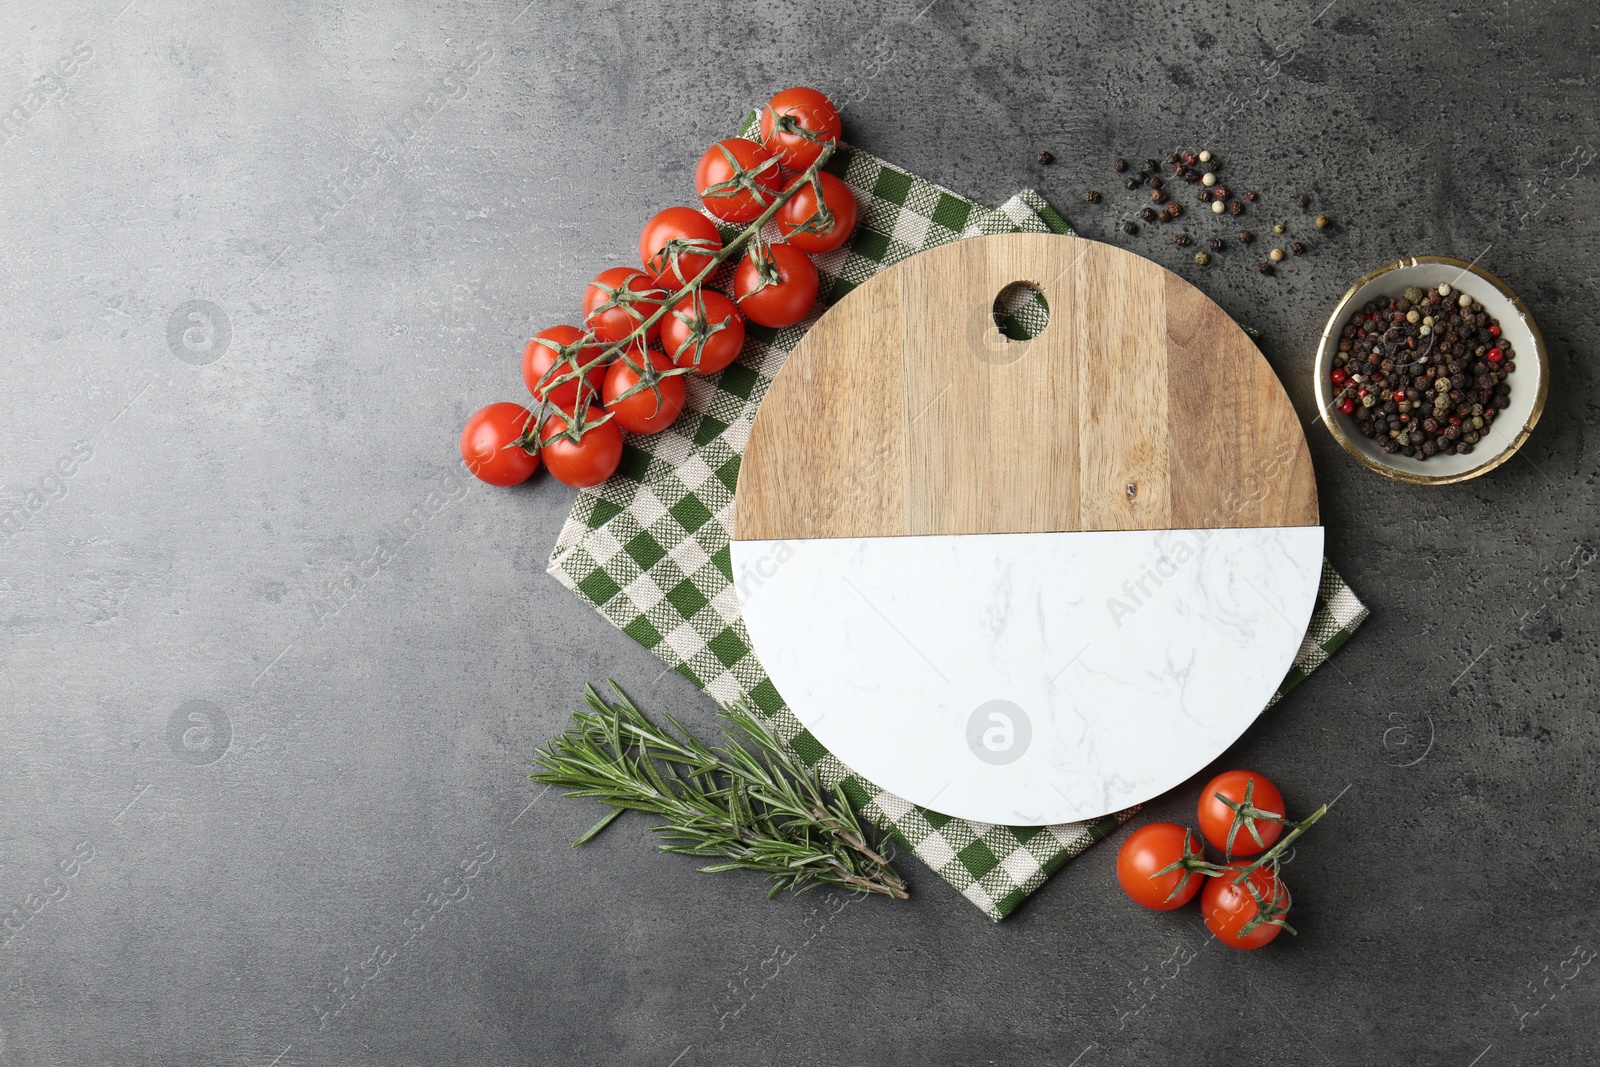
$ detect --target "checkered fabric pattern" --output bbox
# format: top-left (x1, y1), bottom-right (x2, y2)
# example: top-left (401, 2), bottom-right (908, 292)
top-left (547, 128), bottom-right (1370, 920)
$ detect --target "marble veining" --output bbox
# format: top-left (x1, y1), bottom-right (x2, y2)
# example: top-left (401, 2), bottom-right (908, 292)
top-left (730, 526), bottom-right (1325, 825)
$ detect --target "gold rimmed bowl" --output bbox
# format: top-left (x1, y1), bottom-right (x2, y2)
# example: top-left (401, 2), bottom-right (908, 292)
top-left (1313, 255), bottom-right (1549, 485)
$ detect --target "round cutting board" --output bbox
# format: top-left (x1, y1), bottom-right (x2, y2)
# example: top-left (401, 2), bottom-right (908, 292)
top-left (732, 233), bottom-right (1321, 825)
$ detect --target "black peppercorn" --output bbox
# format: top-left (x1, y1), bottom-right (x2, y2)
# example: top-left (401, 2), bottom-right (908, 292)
top-left (1237, 230), bottom-right (1253, 244)
top-left (1139, 207), bottom-right (1158, 222)
top-left (1290, 241), bottom-right (1307, 255)
top-left (1145, 158), bottom-right (1160, 172)
top-left (1164, 151), bottom-right (1180, 164)
top-left (1174, 233), bottom-right (1192, 246)
top-left (1037, 150), bottom-right (1055, 165)
top-left (1113, 157), bottom-right (1128, 172)
top-left (1228, 201), bottom-right (1244, 216)
top-left (1208, 236), bottom-right (1224, 253)
top-left (1151, 189), bottom-right (1167, 204)
top-left (1297, 194), bottom-right (1312, 208)
top-left (1126, 177), bottom-right (1141, 190)
top-left (1257, 261), bottom-right (1273, 274)
top-left (1147, 175), bottom-right (1164, 190)
top-left (1083, 189), bottom-right (1102, 204)
top-left (1213, 186), bottom-right (1230, 200)
top-left (1244, 190), bottom-right (1259, 202)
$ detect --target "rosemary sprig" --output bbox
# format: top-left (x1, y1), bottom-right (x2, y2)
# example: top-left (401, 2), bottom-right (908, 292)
top-left (531, 683), bottom-right (909, 901)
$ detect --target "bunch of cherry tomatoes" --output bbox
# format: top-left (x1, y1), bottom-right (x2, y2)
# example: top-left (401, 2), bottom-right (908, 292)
top-left (459, 87), bottom-right (859, 490)
top-left (1116, 768), bottom-right (1327, 950)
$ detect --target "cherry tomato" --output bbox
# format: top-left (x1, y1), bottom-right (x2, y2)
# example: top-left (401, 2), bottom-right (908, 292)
top-left (758, 87), bottom-right (842, 171)
top-left (459, 402), bottom-right (538, 487)
top-left (695, 138), bottom-right (782, 224)
top-left (538, 408), bottom-right (623, 488)
top-left (777, 172), bottom-right (858, 255)
top-left (521, 326), bottom-right (606, 410)
top-left (1115, 822), bottom-right (1206, 910)
top-left (582, 267), bottom-right (665, 344)
top-left (733, 243), bottom-right (819, 328)
top-left (639, 207), bottom-right (724, 289)
top-left (1197, 769), bottom-right (1286, 857)
top-left (1202, 865), bottom-right (1291, 950)
top-left (660, 290), bottom-right (745, 375)
top-left (603, 348), bottom-right (686, 435)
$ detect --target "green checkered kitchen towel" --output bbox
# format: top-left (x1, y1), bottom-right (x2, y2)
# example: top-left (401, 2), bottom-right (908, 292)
top-left (546, 125), bottom-right (1369, 920)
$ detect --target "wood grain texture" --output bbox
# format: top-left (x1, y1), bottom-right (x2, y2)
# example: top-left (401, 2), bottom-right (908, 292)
top-left (734, 233), bottom-right (1318, 541)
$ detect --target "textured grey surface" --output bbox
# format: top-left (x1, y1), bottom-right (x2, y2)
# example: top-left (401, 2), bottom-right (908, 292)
top-left (0, 0), bottom-right (1597, 1063)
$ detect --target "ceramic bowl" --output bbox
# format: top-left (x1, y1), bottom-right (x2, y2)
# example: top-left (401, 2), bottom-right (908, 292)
top-left (1313, 255), bottom-right (1548, 484)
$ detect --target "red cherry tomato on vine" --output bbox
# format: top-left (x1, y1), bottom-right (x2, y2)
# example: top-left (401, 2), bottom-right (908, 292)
top-left (639, 207), bottom-right (724, 289)
top-left (538, 408), bottom-right (623, 488)
top-left (1202, 865), bottom-right (1290, 950)
top-left (459, 402), bottom-right (539, 487)
top-left (777, 172), bottom-right (858, 255)
top-left (660, 290), bottom-right (745, 375)
top-left (1197, 769), bottom-right (1286, 857)
top-left (603, 348), bottom-right (686, 435)
top-left (733, 243), bottom-right (819, 328)
top-left (1115, 822), bottom-right (1206, 911)
top-left (758, 87), bottom-right (842, 171)
top-left (695, 138), bottom-right (782, 224)
top-left (582, 267), bottom-right (665, 344)
top-left (521, 326), bottom-right (605, 410)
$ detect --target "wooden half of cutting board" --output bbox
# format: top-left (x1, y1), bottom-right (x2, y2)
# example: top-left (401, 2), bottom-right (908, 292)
top-left (735, 232), bottom-right (1317, 541)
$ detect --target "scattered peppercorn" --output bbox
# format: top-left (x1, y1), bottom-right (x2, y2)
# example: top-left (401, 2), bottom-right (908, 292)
top-left (1290, 241), bottom-right (1307, 255)
top-left (1228, 201), bottom-right (1244, 216)
top-left (1272, 223), bottom-right (1286, 234)
top-left (1151, 190), bottom-right (1168, 204)
top-left (1244, 190), bottom-right (1259, 202)
top-left (1083, 189), bottom-right (1102, 204)
top-left (1198, 150), bottom-right (1212, 163)
top-left (1165, 203), bottom-right (1183, 219)
top-left (1238, 230), bottom-right (1254, 244)
top-left (1122, 219), bottom-right (1139, 234)
top-left (1269, 247), bottom-right (1286, 262)
top-left (1211, 201), bottom-right (1226, 214)
top-left (1113, 158), bottom-right (1128, 172)
top-left (1139, 207), bottom-right (1159, 222)
top-left (1147, 175), bottom-right (1164, 189)
top-left (1315, 215), bottom-right (1331, 229)
top-left (1201, 172), bottom-right (1217, 187)
top-left (1257, 261), bottom-right (1274, 274)
top-left (1209, 236), bottom-right (1225, 252)
top-left (1174, 233), bottom-right (1193, 246)
top-left (1126, 177), bottom-right (1142, 190)
top-left (1297, 194), bottom-right (1312, 208)
top-left (1194, 251), bottom-right (1211, 265)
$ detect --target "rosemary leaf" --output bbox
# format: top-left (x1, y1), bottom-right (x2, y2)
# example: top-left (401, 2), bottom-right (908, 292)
top-left (530, 683), bottom-right (908, 901)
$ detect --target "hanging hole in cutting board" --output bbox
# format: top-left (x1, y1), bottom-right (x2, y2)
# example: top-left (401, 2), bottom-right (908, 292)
top-left (969, 280), bottom-right (1049, 367)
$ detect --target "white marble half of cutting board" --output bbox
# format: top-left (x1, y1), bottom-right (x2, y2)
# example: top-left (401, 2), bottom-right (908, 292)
top-left (732, 526), bottom-right (1323, 825)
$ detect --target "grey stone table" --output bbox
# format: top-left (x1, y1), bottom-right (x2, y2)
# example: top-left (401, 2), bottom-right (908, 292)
top-left (1, 1), bottom-right (1596, 1063)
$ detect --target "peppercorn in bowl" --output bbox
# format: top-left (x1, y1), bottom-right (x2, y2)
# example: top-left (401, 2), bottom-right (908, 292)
top-left (1313, 255), bottom-right (1548, 485)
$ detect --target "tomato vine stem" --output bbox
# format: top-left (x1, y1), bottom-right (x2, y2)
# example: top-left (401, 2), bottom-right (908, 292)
top-left (531, 140), bottom-right (837, 441)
